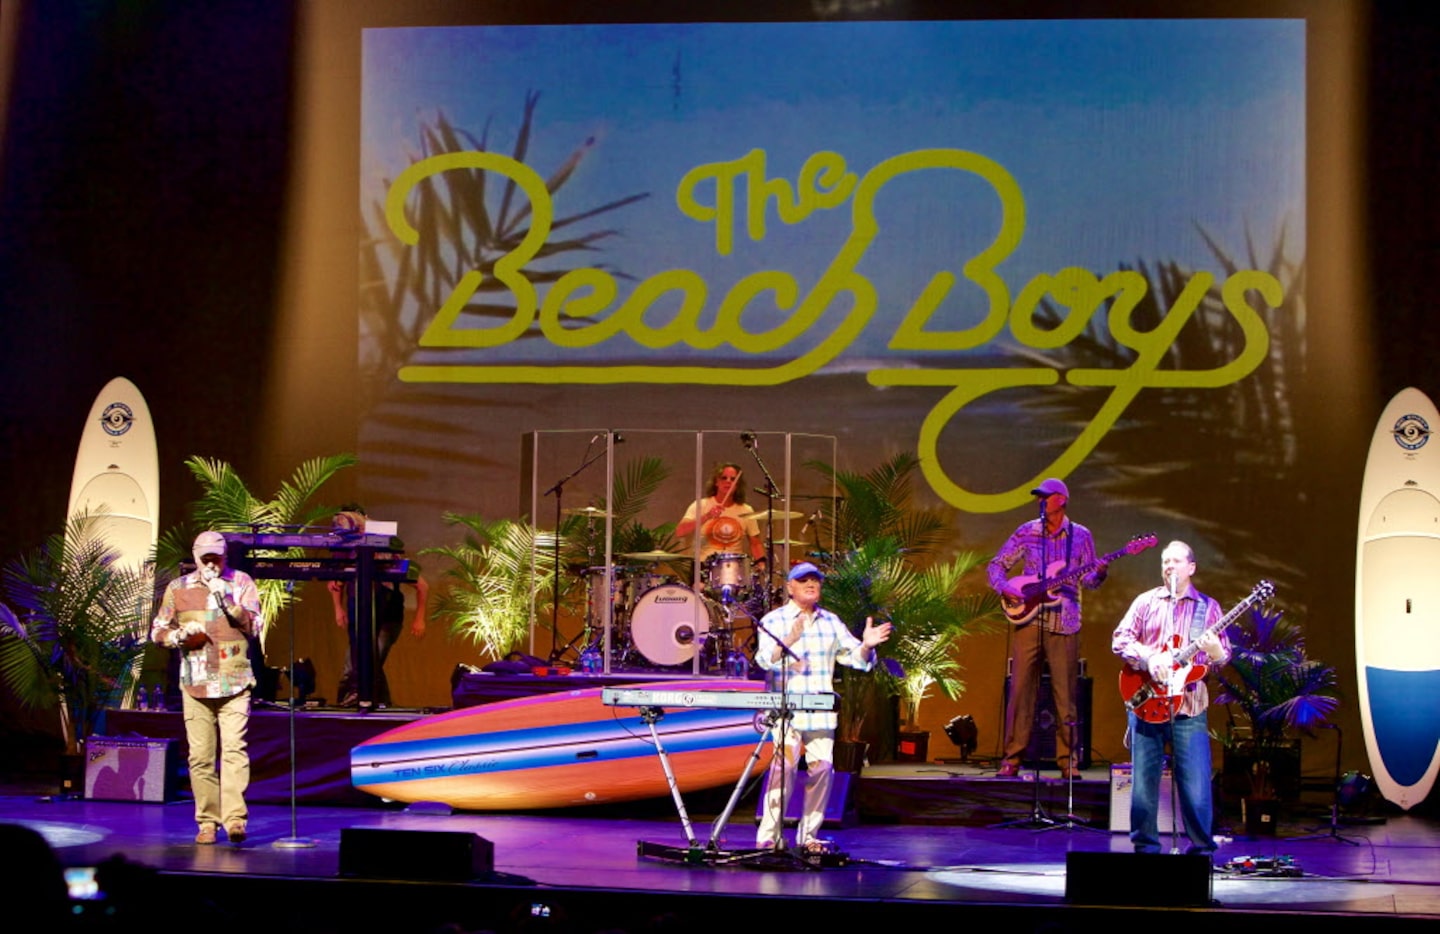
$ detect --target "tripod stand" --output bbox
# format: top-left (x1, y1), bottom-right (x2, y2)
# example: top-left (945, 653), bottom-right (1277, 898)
top-left (1037, 719), bottom-right (1105, 834)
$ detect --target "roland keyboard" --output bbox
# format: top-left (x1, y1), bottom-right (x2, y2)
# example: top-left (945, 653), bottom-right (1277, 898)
top-left (601, 687), bottom-right (836, 711)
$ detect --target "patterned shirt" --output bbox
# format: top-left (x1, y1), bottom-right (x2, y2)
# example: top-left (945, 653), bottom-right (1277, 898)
top-left (753, 601), bottom-right (873, 731)
top-left (682, 497), bottom-right (761, 560)
top-left (1112, 585), bottom-right (1230, 718)
top-left (151, 568), bottom-right (262, 699)
top-left (987, 517), bottom-right (1102, 634)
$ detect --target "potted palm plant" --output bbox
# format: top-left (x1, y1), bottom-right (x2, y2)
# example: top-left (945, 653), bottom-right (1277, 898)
top-left (0, 513), bottom-right (151, 792)
top-left (1212, 602), bottom-right (1340, 834)
top-left (809, 453), bottom-right (1001, 767)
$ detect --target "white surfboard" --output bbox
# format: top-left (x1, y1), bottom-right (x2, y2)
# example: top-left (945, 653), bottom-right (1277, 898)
top-left (68, 377), bottom-right (160, 572)
top-left (1356, 386), bottom-right (1440, 810)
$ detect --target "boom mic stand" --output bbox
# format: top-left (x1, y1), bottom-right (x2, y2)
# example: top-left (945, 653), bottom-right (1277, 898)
top-left (993, 496), bottom-right (1059, 829)
top-left (742, 432), bottom-right (783, 614)
top-left (543, 436), bottom-right (610, 663)
top-left (1290, 724), bottom-right (1363, 845)
top-left (1037, 717), bottom-right (1105, 834)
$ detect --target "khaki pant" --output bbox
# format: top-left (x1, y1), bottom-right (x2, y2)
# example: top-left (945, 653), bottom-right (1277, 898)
top-left (756, 727), bottom-right (833, 848)
top-left (182, 689), bottom-right (251, 828)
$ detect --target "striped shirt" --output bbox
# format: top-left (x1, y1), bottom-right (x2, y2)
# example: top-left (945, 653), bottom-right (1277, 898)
top-left (987, 517), bottom-right (1102, 634)
top-left (753, 601), bottom-right (873, 731)
top-left (1112, 585), bottom-right (1229, 718)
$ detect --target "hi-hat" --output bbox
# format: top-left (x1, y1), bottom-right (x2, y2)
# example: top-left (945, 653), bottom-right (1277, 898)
top-left (564, 506), bottom-right (611, 517)
top-left (621, 550), bottom-right (685, 562)
top-left (751, 509), bottom-right (805, 522)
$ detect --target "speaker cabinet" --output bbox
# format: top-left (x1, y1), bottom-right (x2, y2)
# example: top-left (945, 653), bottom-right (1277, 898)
top-left (339, 828), bottom-right (494, 881)
top-left (84, 735), bottom-right (180, 802)
top-left (1003, 671), bottom-right (1093, 768)
top-left (1065, 851), bottom-right (1213, 906)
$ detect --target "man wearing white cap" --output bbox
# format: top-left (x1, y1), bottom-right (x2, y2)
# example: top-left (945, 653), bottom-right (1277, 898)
top-left (150, 530), bottom-right (262, 845)
top-left (752, 562), bottom-right (892, 851)
top-left (987, 478), bottom-right (1106, 779)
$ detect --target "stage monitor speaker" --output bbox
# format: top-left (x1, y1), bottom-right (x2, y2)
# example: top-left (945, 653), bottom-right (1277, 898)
top-left (339, 828), bottom-right (494, 881)
top-left (1003, 671), bottom-right (1093, 769)
top-left (754, 769), bottom-right (855, 828)
top-left (1065, 851), bottom-right (1212, 906)
top-left (84, 735), bottom-right (181, 802)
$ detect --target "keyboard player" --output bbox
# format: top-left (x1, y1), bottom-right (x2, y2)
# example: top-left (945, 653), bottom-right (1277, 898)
top-left (752, 562), bottom-right (891, 852)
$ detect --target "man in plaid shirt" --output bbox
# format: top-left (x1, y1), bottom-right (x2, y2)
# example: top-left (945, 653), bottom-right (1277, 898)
top-left (753, 562), bottom-right (892, 851)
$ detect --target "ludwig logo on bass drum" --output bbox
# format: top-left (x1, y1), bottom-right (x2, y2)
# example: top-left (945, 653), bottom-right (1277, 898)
top-left (1393, 412), bottom-right (1431, 452)
top-left (99, 401), bottom-right (135, 437)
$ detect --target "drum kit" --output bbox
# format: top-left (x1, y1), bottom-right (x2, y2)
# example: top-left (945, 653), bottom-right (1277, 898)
top-left (581, 549), bottom-right (775, 670)
top-left (564, 503), bottom-right (822, 671)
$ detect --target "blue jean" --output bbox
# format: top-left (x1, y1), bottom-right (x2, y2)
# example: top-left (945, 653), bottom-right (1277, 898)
top-left (1128, 710), bottom-right (1215, 854)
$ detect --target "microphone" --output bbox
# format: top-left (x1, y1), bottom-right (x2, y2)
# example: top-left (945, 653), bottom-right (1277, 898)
top-left (800, 509), bottom-right (820, 535)
top-left (612, 432), bottom-right (625, 444)
top-left (740, 431), bottom-right (757, 447)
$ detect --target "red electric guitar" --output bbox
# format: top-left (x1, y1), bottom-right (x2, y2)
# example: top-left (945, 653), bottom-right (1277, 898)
top-left (1118, 579), bottom-right (1274, 723)
top-left (999, 534), bottom-right (1158, 625)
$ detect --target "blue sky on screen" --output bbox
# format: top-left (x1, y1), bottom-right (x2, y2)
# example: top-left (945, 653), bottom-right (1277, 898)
top-left (361, 19), bottom-right (1303, 364)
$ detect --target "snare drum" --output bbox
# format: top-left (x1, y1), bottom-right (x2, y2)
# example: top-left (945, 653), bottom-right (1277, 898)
top-left (630, 584), bottom-right (722, 666)
top-left (703, 552), bottom-right (752, 600)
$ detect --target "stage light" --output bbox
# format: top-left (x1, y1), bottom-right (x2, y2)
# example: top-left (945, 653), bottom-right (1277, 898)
top-left (943, 714), bottom-right (978, 761)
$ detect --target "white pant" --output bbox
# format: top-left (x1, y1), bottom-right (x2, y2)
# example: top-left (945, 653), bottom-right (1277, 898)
top-left (756, 727), bottom-right (833, 848)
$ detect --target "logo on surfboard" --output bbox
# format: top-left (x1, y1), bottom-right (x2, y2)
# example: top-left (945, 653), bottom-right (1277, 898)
top-left (99, 401), bottom-right (135, 437)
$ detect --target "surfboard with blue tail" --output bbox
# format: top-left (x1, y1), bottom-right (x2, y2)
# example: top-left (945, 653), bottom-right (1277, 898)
top-left (1357, 386), bottom-right (1440, 810)
top-left (350, 678), bottom-right (776, 810)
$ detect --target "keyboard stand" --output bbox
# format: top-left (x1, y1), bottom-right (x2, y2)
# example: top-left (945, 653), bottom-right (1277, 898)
top-left (637, 708), bottom-right (791, 865)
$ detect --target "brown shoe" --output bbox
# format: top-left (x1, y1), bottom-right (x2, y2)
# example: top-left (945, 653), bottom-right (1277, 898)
top-left (195, 824), bottom-right (217, 845)
top-left (997, 761), bottom-right (1020, 777)
top-left (224, 821), bottom-right (247, 844)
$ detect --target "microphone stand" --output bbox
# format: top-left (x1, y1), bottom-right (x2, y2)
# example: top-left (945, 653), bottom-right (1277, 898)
top-left (273, 580), bottom-right (316, 849)
top-left (751, 614), bottom-right (814, 869)
top-left (993, 496), bottom-right (1059, 829)
top-left (542, 438), bottom-right (609, 663)
top-left (1290, 724), bottom-right (1363, 845)
top-left (742, 434), bottom-right (782, 614)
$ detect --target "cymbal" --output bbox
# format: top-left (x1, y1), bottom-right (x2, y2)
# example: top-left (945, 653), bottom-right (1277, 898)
top-left (771, 540), bottom-right (810, 547)
top-left (564, 506), bottom-right (611, 517)
top-left (751, 509), bottom-right (805, 522)
top-left (621, 550), bottom-right (685, 562)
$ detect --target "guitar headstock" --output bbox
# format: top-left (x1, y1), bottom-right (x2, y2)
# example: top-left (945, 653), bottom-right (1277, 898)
top-left (1253, 579), bottom-right (1275, 603)
top-left (1124, 534), bottom-right (1159, 555)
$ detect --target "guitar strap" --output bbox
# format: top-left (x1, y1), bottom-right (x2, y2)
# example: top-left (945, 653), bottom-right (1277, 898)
top-left (1186, 592), bottom-right (1211, 641)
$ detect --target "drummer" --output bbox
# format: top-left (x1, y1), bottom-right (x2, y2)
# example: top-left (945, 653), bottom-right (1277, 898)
top-left (676, 462), bottom-right (767, 568)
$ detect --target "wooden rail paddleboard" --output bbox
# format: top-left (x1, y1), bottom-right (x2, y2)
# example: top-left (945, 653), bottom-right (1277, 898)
top-left (350, 678), bottom-right (776, 810)
top-left (1356, 386), bottom-right (1440, 809)
top-left (68, 377), bottom-right (159, 571)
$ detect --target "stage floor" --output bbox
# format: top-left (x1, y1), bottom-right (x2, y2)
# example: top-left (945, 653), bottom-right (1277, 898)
top-left (5, 773), bottom-right (1439, 933)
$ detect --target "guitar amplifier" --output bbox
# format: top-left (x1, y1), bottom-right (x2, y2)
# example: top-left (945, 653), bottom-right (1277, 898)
top-left (84, 735), bottom-right (182, 802)
top-left (1108, 762), bottom-right (1174, 833)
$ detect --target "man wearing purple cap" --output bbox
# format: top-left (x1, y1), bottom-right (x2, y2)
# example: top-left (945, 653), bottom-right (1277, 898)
top-left (753, 562), bottom-right (892, 851)
top-left (987, 478), bottom-right (1107, 779)
top-left (151, 530), bottom-right (262, 845)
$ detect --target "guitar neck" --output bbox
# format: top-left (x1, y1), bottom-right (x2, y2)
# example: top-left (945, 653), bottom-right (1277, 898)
top-left (1173, 588), bottom-right (1264, 665)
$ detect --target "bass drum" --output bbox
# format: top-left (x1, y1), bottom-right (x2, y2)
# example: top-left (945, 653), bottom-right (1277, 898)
top-left (630, 584), bottom-right (722, 667)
